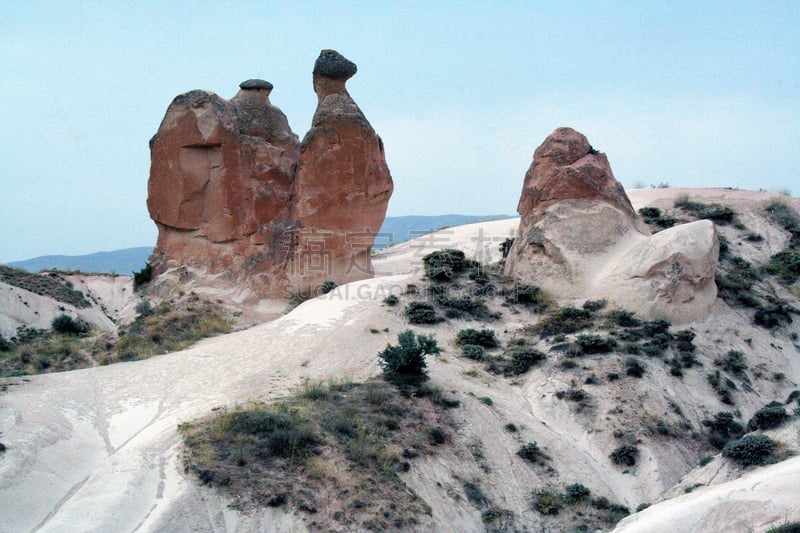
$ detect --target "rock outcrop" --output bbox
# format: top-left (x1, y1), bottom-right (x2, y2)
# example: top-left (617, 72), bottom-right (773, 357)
top-left (147, 50), bottom-right (393, 302)
top-left (505, 127), bottom-right (718, 323)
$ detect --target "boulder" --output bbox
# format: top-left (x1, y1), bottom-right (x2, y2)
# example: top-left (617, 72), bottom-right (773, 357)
top-left (504, 127), bottom-right (650, 297)
top-left (594, 220), bottom-right (720, 323)
top-left (146, 51), bottom-right (392, 303)
top-left (505, 127), bottom-right (718, 323)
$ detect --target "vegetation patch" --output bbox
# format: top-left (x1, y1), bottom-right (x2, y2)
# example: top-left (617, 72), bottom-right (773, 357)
top-left (609, 444), bottom-right (639, 467)
top-left (702, 412), bottom-right (744, 449)
top-left (489, 340), bottom-right (546, 376)
top-left (378, 330), bottom-right (440, 385)
top-left (422, 249), bottom-right (475, 282)
top-left (181, 379), bottom-right (452, 529)
top-left (674, 197), bottom-right (737, 224)
top-left (747, 402), bottom-right (789, 431)
top-left (455, 328), bottom-right (499, 349)
top-left (404, 301), bottom-right (440, 324)
top-left (531, 307), bottom-right (594, 338)
top-left (638, 206), bottom-right (678, 230)
top-left (0, 265), bottom-right (90, 308)
top-left (722, 434), bottom-right (777, 466)
top-left (764, 250), bottom-right (800, 285)
top-left (94, 297), bottom-right (232, 364)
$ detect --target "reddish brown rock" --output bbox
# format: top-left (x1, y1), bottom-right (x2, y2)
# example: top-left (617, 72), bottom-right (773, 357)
top-left (146, 51), bottom-right (393, 303)
top-left (289, 50), bottom-right (394, 291)
top-left (516, 127), bottom-right (639, 222)
top-left (504, 127), bottom-right (718, 323)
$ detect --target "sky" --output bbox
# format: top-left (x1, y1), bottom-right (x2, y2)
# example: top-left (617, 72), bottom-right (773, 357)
top-left (1, 1), bottom-right (798, 263)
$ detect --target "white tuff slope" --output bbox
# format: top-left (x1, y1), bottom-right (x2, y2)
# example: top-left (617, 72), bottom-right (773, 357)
top-left (0, 188), bottom-right (798, 532)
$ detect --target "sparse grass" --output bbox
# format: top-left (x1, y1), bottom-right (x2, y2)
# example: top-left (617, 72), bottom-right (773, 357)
top-left (674, 197), bottom-right (736, 224)
top-left (0, 265), bottom-right (90, 308)
top-left (764, 250), bottom-right (800, 285)
top-left (94, 297), bottom-right (232, 364)
top-left (180, 379), bottom-right (451, 529)
top-left (0, 331), bottom-right (93, 377)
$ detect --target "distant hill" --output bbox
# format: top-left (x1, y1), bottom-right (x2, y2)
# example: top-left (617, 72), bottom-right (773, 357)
top-left (5, 215), bottom-right (514, 274)
top-left (7, 247), bottom-right (153, 275)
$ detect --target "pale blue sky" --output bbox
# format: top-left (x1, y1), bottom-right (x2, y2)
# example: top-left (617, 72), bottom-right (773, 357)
top-left (1, 1), bottom-right (798, 262)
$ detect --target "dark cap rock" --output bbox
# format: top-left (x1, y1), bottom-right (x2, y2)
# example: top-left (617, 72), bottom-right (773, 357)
top-left (313, 50), bottom-right (357, 80)
top-left (239, 79), bottom-right (273, 91)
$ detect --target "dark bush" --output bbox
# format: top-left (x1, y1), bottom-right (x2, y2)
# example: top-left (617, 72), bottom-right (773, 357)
top-left (606, 309), bottom-right (641, 327)
top-left (501, 344), bottom-right (546, 376)
top-left (435, 294), bottom-right (493, 320)
top-left (499, 238), bottom-right (514, 259)
top-left (715, 350), bottom-right (747, 375)
top-left (638, 206), bottom-right (678, 229)
top-left (455, 328), bottom-right (499, 348)
top-left (383, 294), bottom-right (400, 306)
top-left (132, 263), bottom-right (153, 289)
top-left (319, 280), bottom-right (337, 294)
top-left (505, 284), bottom-right (550, 311)
top-left (703, 412), bottom-right (744, 449)
top-left (610, 444), bottom-right (639, 466)
top-left (378, 330), bottom-right (440, 385)
top-left (0, 335), bottom-right (12, 352)
top-left (51, 314), bottom-right (86, 335)
top-left (625, 358), bottom-right (645, 378)
top-left (517, 441), bottom-right (544, 463)
top-left (460, 344), bottom-right (486, 361)
top-left (428, 427), bottom-right (446, 445)
top-left (422, 249), bottom-right (470, 281)
top-left (563, 483), bottom-right (591, 504)
top-left (404, 302), bottom-right (439, 324)
top-left (765, 201), bottom-right (800, 233)
top-left (764, 251), bottom-right (800, 285)
top-left (534, 307), bottom-right (593, 337)
top-left (576, 334), bottom-right (617, 354)
top-left (533, 491), bottom-right (562, 515)
top-left (747, 402), bottom-right (789, 431)
top-left (754, 304), bottom-right (793, 329)
top-left (722, 434), bottom-right (776, 466)
top-left (583, 299), bottom-right (607, 312)
top-left (767, 523), bottom-right (800, 533)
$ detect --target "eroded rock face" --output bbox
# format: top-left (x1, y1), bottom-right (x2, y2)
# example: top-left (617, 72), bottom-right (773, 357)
top-left (505, 127), bottom-right (650, 296)
top-left (289, 50), bottom-right (394, 291)
top-left (147, 51), bottom-right (393, 302)
top-left (505, 127), bottom-right (718, 323)
top-left (594, 220), bottom-right (719, 323)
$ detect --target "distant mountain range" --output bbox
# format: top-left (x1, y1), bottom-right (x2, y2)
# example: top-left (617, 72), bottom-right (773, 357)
top-left (5, 215), bottom-right (514, 274)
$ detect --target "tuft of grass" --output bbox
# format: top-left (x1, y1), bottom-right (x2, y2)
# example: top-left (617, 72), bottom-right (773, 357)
top-left (181, 379), bottom-right (450, 529)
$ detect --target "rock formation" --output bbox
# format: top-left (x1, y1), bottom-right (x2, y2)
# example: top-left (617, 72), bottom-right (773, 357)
top-left (505, 127), bottom-right (718, 323)
top-left (147, 50), bottom-right (393, 302)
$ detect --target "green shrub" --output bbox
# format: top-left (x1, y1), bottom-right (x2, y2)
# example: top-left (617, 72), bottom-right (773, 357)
top-left (132, 263), bottom-right (153, 289)
top-left (765, 201), bottom-right (800, 233)
top-left (747, 402), bottom-right (789, 431)
top-left (501, 344), bottom-right (546, 376)
top-left (576, 334), bottom-right (617, 354)
top-left (51, 314), bottom-right (86, 335)
top-left (382, 294), bottom-right (399, 306)
top-left (767, 523), bottom-right (800, 533)
top-left (404, 302), bottom-right (439, 324)
top-left (319, 280), bottom-right (337, 294)
top-left (563, 483), bottom-right (591, 504)
top-left (624, 358), bottom-right (645, 378)
top-left (583, 299), bottom-right (608, 312)
top-left (422, 249), bottom-right (470, 281)
top-left (455, 329), bottom-right (499, 349)
top-left (610, 444), bottom-right (639, 466)
top-left (517, 441), bottom-right (544, 463)
top-left (722, 434), bottom-right (776, 466)
top-left (638, 207), bottom-right (678, 229)
top-left (377, 330), bottom-right (440, 385)
top-left (534, 307), bottom-right (593, 337)
top-left (606, 309), bottom-right (640, 327)
top-left (764, 251), bottom-right (800, 284)
top-left (533, 490), bottom-right (562, 515)
top-left (460, 344), bottom-right (486, 361)
top-left (505, 284), bottom-right (551, 311)
top-left (702, 412), bottom-right (744, 449)
top-left (715, 350), bottom-right (747, 375)
top-left (435, 294), bottom-right (493, 320)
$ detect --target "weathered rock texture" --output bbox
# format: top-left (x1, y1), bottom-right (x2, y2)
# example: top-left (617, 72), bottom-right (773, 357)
top-left (147, 50), bottom-right (393, 301)
top-left (505, 127), bottom-right (718, 323)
